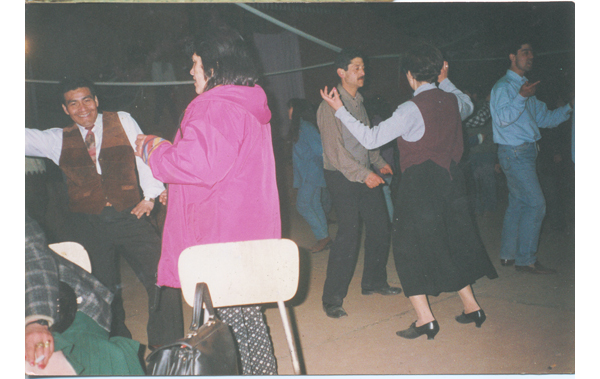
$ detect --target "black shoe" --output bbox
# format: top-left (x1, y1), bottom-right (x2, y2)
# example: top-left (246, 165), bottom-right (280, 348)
top-left (500, 259), bottom-right (515, 266)
top-left (515, 261), bottom-right (557, 274)
top-left (323, 303), bottom-right (348, 318)
top-left (396, 320), bottom-right (439, 340)
top-left (362, 285), bottom-right (402, 296)
top-left (455, 309), bottom-right (486, 327)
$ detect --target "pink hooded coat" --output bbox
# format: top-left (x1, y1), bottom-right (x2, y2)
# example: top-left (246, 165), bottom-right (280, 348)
top-left (148, 85), bottom-right (281, 287)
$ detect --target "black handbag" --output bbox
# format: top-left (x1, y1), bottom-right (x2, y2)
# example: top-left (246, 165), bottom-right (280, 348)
top-left (146, 282), bottom-right (240, 375)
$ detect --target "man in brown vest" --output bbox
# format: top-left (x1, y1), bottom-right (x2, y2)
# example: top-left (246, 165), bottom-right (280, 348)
top-left (25, 77), bottom-right (183, 349)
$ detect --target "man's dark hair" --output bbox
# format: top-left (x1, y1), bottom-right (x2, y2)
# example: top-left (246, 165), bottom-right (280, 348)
top-left (59, 77), bottom-right (97, 105)
top-left (400, 43), bottom-right (444, 83)
top-left (507, 39), bottom-right (533, 57)
top-left (187, 26), bottom-right (259, 92)
top-left (334, 48), bottom-right (365, 71)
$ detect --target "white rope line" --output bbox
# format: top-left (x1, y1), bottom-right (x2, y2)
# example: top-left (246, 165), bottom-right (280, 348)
top-left (236, 3), bottom-right (342, 53)
top-left (24, 79), bottom-right (195, 86)
top-left (25, 47), bottom-right (573, 86)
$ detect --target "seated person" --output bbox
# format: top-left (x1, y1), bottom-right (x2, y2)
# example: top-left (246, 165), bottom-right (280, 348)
top-left (25, 212), bottom-right (145, 376)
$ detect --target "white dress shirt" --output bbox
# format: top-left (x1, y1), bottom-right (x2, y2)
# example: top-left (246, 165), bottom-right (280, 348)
top-left (25, 111), bottom-right (165, 198)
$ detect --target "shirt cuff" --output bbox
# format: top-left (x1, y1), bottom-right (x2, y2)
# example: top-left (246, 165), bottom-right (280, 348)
top-left (140, 136), bottom-right (169, 165)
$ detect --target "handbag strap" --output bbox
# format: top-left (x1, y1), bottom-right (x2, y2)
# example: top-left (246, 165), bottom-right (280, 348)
top-left (190, 282), bottom-right (216, 331)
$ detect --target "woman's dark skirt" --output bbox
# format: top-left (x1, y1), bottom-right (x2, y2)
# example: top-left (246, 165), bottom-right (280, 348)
top-left (393, 160), bottom-right (498, 297)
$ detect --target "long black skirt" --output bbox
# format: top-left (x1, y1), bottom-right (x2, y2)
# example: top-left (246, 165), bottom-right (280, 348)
top-left (393, 160), bottom-right (498, 297)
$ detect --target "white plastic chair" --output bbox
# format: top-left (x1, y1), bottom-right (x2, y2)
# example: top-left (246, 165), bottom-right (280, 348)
top-left (49, 241), bottom-right (92, 273)
top-left (178, 238), bottom-right (302, 375)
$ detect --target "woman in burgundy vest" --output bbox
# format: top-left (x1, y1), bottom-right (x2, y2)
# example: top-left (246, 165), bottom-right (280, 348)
top-left (320, 43), bottom-right (497, 340)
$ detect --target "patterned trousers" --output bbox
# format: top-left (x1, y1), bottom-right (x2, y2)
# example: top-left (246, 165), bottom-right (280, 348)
top-left (216, 306), bottom-right (277, 375)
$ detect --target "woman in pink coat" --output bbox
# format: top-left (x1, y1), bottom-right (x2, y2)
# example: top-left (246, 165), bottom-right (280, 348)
top-left (136, 27), bottom-right (280, 375)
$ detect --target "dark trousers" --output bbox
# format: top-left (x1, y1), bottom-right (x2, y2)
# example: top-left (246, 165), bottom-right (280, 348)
top-left (59, 206), bottom-right (184, 346)
top-left (322, 170), bottom-right (391, 306)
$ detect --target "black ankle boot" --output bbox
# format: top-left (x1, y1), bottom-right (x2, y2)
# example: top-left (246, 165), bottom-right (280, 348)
top-left (455, 309), bottom-right (486, 327)
top-left (396, 320), bottom-right (439, 340)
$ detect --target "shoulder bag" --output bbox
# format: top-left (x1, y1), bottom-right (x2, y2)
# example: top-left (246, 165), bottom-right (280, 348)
top-left (146, 282), bottom-right (240, 375)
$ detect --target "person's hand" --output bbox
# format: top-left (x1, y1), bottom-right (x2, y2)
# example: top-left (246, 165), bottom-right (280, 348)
top-left (379, 164), bottom-right (393, 176)
top-left (131, 199), bottom-right (154, 219)
top-left (25, 322), bottom-right (54, 369)
top-left (519, 81), bottom-right (540, 98)
top-left (135, 134), bottom-right (146, 157)
top-left (159, 190), bottom-right (168, 206)
top-left (365, 172), bottom-right (385, 188)
top-left (494, 163), bottom-right (502, 174)
top-left (319, 86), bottom-right (344, 111)
top-left (438, 61), bottom-right (449, 83)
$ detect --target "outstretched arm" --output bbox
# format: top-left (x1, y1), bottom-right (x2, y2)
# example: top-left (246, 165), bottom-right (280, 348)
top-left (438, 61), bottom-right (474, 120)
top-left (320, 86), bottom-right (423, 149)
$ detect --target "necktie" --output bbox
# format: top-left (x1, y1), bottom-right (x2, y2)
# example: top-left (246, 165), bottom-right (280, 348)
top-left (85, 128), bottom-right (96, 165)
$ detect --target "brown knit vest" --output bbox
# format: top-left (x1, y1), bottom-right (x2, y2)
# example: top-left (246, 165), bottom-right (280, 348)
top-left (397, 88), bottom-right (464, 173)
top-left (59, 112), bottom-right (141, 214)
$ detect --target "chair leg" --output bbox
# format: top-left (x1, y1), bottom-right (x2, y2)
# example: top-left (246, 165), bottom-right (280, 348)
top-left (277, 300), bottom-right (301, 375)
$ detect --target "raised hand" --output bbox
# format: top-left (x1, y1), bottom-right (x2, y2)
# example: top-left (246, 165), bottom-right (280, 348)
top-left (519, 81), bottom-right (540, 98)
top-left (438, 61), bottom-right (449, 83)
top-left (320, 86), bottom-right (344, 111)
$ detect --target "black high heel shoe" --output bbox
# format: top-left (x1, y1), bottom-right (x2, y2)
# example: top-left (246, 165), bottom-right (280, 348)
top-left (396, 320), bottom-right (439, 340)
top-left (455, 309), bottom-right (486, 327)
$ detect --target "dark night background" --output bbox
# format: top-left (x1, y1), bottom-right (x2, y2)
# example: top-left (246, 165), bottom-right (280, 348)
top-left (24, 2), bottom-right (575, 139)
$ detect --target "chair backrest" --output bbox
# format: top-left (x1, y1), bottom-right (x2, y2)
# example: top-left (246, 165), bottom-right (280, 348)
top-left (49, 242), bottom-right (92, 273)
top-left (178, 239), bottom-right (300, 308)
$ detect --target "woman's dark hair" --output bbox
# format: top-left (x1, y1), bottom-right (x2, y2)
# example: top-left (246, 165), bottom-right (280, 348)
top-left (400, 43), bottom-right (444, 83)
top-left (188, 26), bottom-right (259, 92)
top-left (59, 77), bottom-right (97, 105)
top-left (287, 98), bottom-right (317, 143)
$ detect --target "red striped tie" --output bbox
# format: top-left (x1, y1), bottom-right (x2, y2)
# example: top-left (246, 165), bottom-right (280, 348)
top-left (85, 128), bottom-right (96, 164)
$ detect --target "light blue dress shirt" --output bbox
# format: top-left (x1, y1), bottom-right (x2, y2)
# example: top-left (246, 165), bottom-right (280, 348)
top-left (490, 69), bottom-right (572, 146)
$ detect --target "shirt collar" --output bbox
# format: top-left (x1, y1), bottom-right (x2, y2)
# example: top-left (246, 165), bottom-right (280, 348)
top-left (76, 113), bottom-right (102, 135)
top-left (337, 83), bottom-right (363, 103)
top-left (506, 69), bottom-right (527, 84)
top-left (413, 82), bottom-right (437, 97)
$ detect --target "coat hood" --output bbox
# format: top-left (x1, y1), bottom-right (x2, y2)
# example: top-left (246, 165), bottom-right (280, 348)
top-left (200, 85), bottom-right (272, 125)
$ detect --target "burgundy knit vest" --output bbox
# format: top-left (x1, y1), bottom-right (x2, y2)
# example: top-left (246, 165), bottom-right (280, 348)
top-left (397, 88), bottom-right (463, 173)
top-left (59, 112), bottom-right (141, 214)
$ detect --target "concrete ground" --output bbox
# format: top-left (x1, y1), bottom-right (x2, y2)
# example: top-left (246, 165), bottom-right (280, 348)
top-left (121, 175), bottom-right (577, 376)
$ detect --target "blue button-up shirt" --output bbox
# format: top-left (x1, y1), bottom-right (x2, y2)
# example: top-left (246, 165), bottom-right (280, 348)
top-left (490, 69), bottom-right (572, 146)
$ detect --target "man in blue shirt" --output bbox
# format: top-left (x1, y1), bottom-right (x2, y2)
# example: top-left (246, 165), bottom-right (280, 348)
top-left (490, 41), bottom-right (573, 274)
